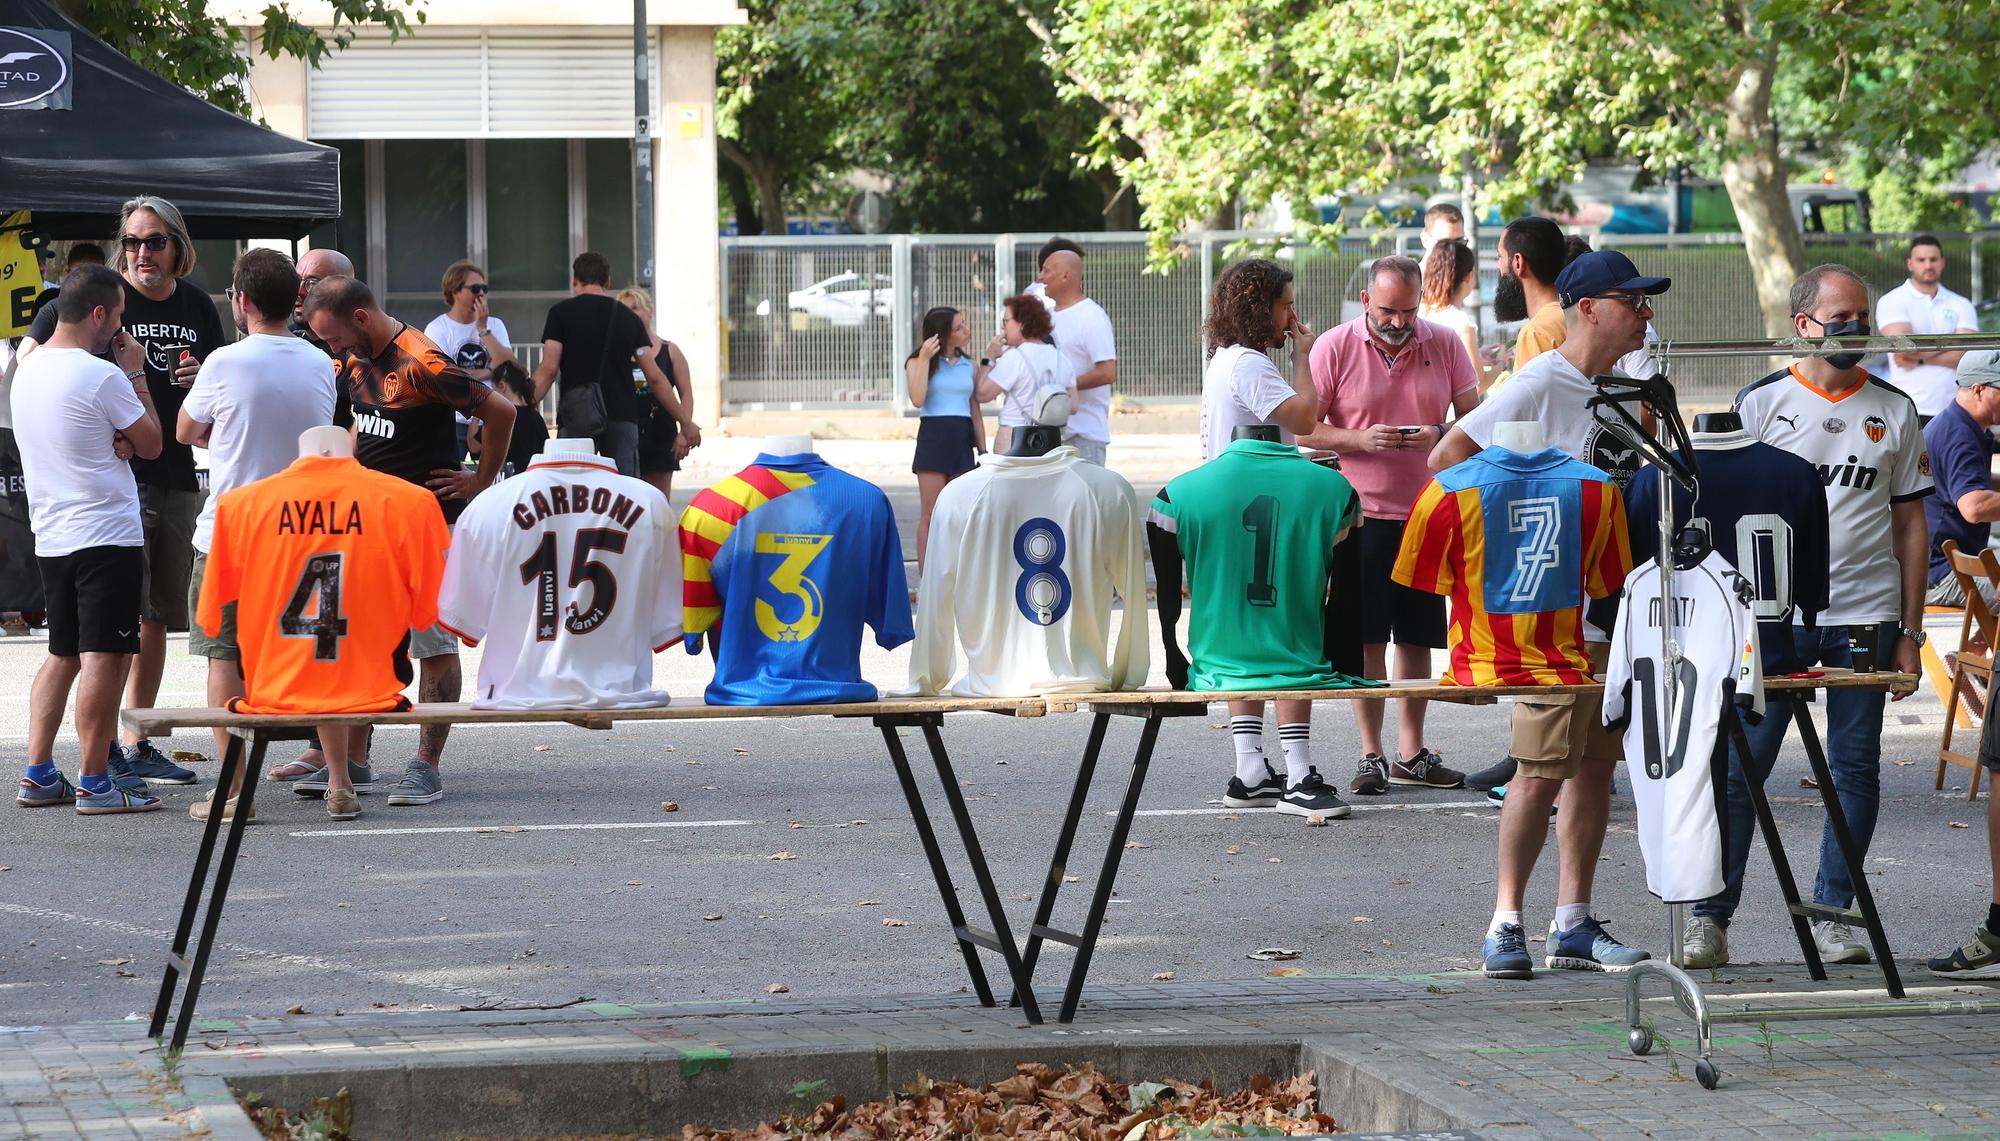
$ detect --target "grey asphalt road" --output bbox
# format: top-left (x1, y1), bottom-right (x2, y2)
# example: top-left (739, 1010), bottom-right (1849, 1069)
top-left (0, 441), bottom-right (1983, 1029)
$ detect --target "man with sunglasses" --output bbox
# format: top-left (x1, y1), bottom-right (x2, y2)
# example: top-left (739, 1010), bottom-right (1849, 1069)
top-left (1681, 264), bottom-right (1932, 970)
top-left (21, 197), bottom-right (221, 788)
top-left (1429, 248), bottom-right (1669, 978)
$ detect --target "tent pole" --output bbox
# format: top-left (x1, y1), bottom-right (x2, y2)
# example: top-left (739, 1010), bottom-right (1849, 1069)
top-left (633, 0), bottom-right (654, 294)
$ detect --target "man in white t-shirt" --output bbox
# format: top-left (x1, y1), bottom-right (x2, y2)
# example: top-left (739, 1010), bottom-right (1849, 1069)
top-left (1876, 234), bottom-right (1979, 420)
top-left (177, 250), bottom-right (339, 813)
top-left (1038, 250), bottom-right (1118, 464)
top-left (12, 265), bottom-right (166, 815)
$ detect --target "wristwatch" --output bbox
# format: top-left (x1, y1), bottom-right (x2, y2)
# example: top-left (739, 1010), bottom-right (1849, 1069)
top-left (1898, 624), bottom-right (1928, 647)
top-left (475, 326), bottom-right (492, 338)
top-left (980, 357), bottom-right (992, 367)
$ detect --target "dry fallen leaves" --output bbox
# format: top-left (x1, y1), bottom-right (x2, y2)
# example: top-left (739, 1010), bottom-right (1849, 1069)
top-left (285, 1004), bottom-right (307, 1015)
top-left (627, 880), bottom-right (644, 886)
top-left (856, 899), bottom-right (882, 907)
top-left (1304, 814), bottom-right (1328, 827)
top-left (1225, 846), bottom-right (1242, 856)
top-left (702, 914), bottom-right (723, 922)
top-left (532, 744), bottom-right (551, 753)
top-left (1266, 857), bottom-right (1282, 864)
top-left (681, 1062), bottom-right (1337, 1141)
top-left (1152, 971), bottom-right (1175, 981)
top-left (1950, 821), bottom-right (1972, 829)
top-left (96, 958), bottom-right (131, 966)
top-left (768, 851), bottom-right (798, 861)
top-left (882, 918), bottom-right (909, 927)
top-left (661, 801), bottom-right (679, 813)
top-left (765, 984), bottom-right (790, 994)
top-left (1269, 967), bottom-right (1306, 978)
top-left (733, 747), bottom-right (751, 756)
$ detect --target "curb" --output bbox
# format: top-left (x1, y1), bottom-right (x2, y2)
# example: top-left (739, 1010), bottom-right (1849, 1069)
top-left (182, 1073), bottom-right (264, 1141)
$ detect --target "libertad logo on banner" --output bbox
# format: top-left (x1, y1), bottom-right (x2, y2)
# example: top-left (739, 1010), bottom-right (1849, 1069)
top-left (0, 27), bottom-right (71, 111)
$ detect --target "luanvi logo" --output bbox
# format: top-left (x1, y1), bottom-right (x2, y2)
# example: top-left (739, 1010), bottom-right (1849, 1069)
top-left (0, 28), bottom-right (69, 111)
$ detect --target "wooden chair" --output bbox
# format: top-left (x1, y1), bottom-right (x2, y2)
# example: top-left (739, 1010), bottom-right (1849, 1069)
top-left (1936, 540), bottom-right (1998, 799)
top-left (1923, 605), bottom-right (1973, 729)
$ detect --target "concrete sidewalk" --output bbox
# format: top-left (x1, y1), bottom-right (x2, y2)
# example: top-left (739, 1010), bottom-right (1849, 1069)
top-left (8, 963), bottom-right (1999, 1139)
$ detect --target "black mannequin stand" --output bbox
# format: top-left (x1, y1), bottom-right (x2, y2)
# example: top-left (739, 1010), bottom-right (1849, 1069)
top-left (1008, 424), bottom-right (1065, 457)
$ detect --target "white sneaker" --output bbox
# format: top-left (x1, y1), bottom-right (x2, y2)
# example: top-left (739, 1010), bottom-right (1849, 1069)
top-left (1681, 916), bottom-right (1728, 969)
top-left (1812, 919), bottom-right (1870, 965)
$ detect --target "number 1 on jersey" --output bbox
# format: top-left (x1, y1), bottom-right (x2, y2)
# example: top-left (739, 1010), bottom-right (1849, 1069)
top-left (1241, 495), bottom-right (1279, 607)
top-left (279, 552), bottom-right (349, 661)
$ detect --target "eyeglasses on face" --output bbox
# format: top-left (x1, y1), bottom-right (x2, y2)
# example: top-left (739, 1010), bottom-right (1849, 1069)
top-left (1590, 292), bottom-right (1653, 314)
top-left (119, 234), bottom-right (173, 253)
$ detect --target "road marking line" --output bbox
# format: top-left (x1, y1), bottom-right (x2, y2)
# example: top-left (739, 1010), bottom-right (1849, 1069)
top-left (287, 818), bottom-right (757, 838)
top-left (1121, 800), bottom-right (1493, 817)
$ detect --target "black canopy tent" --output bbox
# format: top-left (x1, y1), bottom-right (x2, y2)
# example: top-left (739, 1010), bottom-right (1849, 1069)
top-left (0, 0), bottom-right (339, 239)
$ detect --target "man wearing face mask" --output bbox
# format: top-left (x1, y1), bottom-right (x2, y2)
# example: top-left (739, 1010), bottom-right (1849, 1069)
top-left (1680, 263), bottom-right (1932, 970)
top-left (1302, 256), bottom-right (1480, 795)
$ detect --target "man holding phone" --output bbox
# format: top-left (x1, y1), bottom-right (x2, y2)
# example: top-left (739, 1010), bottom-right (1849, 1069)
top-left (19, 196), bottom-right (223, 785)
top-left (1300, 256), bottom-right (1480, 796)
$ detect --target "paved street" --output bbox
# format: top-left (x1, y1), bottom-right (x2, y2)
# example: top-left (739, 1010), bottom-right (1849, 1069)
top-left (0, 438), bottom-right (1986, 1039)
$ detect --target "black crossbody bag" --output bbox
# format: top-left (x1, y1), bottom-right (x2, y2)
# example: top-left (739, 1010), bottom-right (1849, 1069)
top-left (556, 299), bottom-right (622, 439)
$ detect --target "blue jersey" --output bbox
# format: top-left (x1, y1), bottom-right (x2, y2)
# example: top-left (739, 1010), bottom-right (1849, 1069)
top-left (1624, 431), bottom-right (1830, 673)
top-left (679, 453), bottom-right (913, 705)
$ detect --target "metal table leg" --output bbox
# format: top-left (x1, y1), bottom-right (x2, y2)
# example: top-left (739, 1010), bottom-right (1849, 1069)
top-left (1728, 709), bottom-right (1827, 980)
top-left (1014, 711), bottom-right (1111, 1000)
top-left (1784, 693), bottom-right (1903, 997)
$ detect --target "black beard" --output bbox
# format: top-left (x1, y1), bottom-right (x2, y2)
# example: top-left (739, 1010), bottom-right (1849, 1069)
top-left (1494, 273), bottom-right (1528, 323)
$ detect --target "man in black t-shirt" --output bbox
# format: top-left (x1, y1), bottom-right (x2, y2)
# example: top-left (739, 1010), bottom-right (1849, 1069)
top-left (21, 197), bottom-right (223, 780)
top-left (531, 251), bottom-right (695, 478)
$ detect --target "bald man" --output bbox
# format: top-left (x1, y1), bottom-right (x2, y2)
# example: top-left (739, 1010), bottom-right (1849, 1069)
top-left (290, 248), bottom-right (355, 354)
top-left (1036, 249), bottom-right (1119, 464)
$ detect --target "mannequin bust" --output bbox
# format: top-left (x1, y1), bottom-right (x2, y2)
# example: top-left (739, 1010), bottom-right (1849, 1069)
top-left (1492, 420), bottom-right (1546, 454)
top-left (1231, 424), bottom-right (1281, 443)
top-left (1008, 424), bottom-right (1064, 457)
top-left (763, 434), bottom-right (814, 456)
top-left (543, 436), bottom-right (596, 457)
top-left (1692, 411), bottom-right (1742, 434)
top-left (298, 425), bottom-right (354, 458)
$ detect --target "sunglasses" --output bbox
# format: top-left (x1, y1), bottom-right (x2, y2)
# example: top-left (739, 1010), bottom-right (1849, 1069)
top-left (465, 283), bottom-right (489, 295)
top-left (119, 234), bottom-right (173, 253)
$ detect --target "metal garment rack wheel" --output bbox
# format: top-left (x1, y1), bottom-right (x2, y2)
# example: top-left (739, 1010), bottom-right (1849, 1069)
top-left (1616, 330), bottom-right (2000, 1090)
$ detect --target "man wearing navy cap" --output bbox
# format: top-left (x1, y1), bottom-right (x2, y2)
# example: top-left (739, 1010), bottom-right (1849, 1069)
top-left (1431, 248), bottom-right (1669, 978)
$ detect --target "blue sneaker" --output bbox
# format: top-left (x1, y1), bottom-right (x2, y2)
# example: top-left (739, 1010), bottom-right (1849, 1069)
top-left (17, 770), bottom-right (77, 807)
top-left (1545, 917), bottom-right (1651, 973)
top-left (120, 740), bottom-right (198, 786)
top-left (105, 743), bottom-right (149, 796)
top-left (75, 783), bottom-right (162, 815)
top-left (1483, 922), bottom-right (1533, 979)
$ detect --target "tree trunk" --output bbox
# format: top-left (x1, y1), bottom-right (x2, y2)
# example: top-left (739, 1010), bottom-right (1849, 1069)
top-left (1718, 41), bottom-right (1806, 338)
top-left (1088, 169), bottom-right (1139, 231)
top-left (719, 157), bottom-right (764, 236)
top-left (717, 137), bottom-right (788, 238)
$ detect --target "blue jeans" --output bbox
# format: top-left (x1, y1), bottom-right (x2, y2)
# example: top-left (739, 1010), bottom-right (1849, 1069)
top-left (1691, 623), bottom-right (1886, 926)
top-left (594, 420), bottom-right (640, 478)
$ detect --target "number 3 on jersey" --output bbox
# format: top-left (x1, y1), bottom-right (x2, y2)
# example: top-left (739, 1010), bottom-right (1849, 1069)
top-left (280, 552), bottom-right (350, 661)
top-left (755, 533), bottom-right (831, 643)
top-left (1013, 517), bottom-right (1071, 626)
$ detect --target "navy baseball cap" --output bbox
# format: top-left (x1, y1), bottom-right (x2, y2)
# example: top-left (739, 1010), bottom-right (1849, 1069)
top-left (1556, 250), bottom-right (1671, 308)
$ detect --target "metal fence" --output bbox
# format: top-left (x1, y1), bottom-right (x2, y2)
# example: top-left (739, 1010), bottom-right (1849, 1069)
top-left (720, 230), bottom-right (2000, 411)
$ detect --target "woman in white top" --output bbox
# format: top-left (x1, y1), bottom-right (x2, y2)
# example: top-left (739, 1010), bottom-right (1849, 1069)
top-left (974, 293), bottom-right (1076, 454)
top-left (1419, 239), bottom-right (1502, 393)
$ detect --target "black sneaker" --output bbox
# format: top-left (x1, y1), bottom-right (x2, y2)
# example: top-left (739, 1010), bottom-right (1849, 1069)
top-left (1389, 748), bottom-right (1464, 788)
top-left (1465, 756), bottom-right (1518, 792)
top-left (1222, 763), bottom-right (1284, 809)
top-left (1350, 753), bottom-right (1389, 796)
top-left (1275, 769), bottom-right (1351, 819)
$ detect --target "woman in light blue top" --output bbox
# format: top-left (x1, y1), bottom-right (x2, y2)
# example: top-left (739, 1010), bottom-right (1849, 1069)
top-left (905, 305), bottom-right (989, 570)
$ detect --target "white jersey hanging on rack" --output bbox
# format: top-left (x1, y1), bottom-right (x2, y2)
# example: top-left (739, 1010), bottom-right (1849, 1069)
top-left (907, 447), bottom-right (1148, 697)
top-left (438, 445), bottom-right (682, 709)
top-left (1602, 550), bottom-right (1765, 903)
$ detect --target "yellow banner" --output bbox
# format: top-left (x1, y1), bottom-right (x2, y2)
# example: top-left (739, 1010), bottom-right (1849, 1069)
top-left (0, 211), bottom-right (41, 339)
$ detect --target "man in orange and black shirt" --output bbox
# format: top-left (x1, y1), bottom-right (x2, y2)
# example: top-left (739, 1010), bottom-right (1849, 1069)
top-left (303, 275), bottom-right (516, 807)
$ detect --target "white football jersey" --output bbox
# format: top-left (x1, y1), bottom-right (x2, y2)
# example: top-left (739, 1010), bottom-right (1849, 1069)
top-left (1734, 367), bottom-right (1931, 625)
top-left (438, 451), bottom-right (682, 710)
top-left (908, 447), bottom-right (1149, 697)
top-left (1603, 552), bottom-right (1764, 904)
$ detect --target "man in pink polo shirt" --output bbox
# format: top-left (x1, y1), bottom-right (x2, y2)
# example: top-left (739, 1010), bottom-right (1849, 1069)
top-left (1301, 255), bottom-right (1481, 796)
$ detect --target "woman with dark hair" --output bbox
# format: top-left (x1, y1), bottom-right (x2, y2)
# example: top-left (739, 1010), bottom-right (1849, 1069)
top-left (1198, 257), bottom-right (1319, 460)
top-left (905, 305), bottom-right (986, 569)
top-left (974, 293), bottom-right (1075, 453)
top-left (1420, 240), bottom-right (1501, 392)
top-left (468, 360), bottom-right (551, 476)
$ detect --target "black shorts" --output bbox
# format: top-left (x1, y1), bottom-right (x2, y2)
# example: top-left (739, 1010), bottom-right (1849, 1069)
top-left (638, 406), bottom-right (680, 475)
top-left (1357, 515), bottom-right (1447, 648)
top-left (39, 545), bottom-right (144, 657)
top-left (912, 415), bottom-right (977, 478)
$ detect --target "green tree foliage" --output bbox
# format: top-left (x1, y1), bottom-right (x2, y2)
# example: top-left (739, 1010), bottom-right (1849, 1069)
top-left (55, 0), bottom-right (422, 119)
top-left (714, 0), bottom-right (855, 237)
top-left (1053, 0), bottom-right (2000, 331)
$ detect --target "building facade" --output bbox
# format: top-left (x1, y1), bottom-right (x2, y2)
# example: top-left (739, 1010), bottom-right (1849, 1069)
top-left (225, 0), bottom-right (744, 425)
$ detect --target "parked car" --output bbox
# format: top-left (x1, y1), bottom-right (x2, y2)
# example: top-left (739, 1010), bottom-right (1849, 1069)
top-left (754, 271), bottom-right (896, 326)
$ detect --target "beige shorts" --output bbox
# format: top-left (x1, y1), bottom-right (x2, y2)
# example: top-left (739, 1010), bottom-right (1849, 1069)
top-left (1510, 642), bottom-right (1622, 781)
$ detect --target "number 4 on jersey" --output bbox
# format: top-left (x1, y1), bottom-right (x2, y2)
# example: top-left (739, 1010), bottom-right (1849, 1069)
top-left (280, 552), bottom-right (350, 661)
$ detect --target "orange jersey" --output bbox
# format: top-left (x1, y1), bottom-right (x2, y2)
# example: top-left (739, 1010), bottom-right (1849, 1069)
top-left (1393, 448), bottom-right (1631, 685)
top-left (197, 454), bottom-right (450, 714)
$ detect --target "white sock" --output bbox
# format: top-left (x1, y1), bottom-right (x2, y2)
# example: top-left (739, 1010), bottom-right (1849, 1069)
top-left (1231, 715), bottom-right (1268, 784)
top-left (1277, 722), bottom-right (1312, 785)
top-left (1489, 909), bottom-right (1523, 936)
top-left (1554, 902), bottom-right (1590, 932)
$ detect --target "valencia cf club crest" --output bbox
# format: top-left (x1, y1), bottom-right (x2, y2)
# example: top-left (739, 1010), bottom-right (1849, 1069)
top-left (1822, 417), bottom-right (1846, 434)
top-left (1863, 415), bottom-right (1886, 444)
top-left (381, 370), bottom-right (403, 402)
top-left (1920, 450), bottom-right (1932, 478)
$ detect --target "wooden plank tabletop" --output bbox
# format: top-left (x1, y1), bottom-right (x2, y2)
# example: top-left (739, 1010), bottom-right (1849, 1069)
top-left (122, 671), bottom-right (1915, 735)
